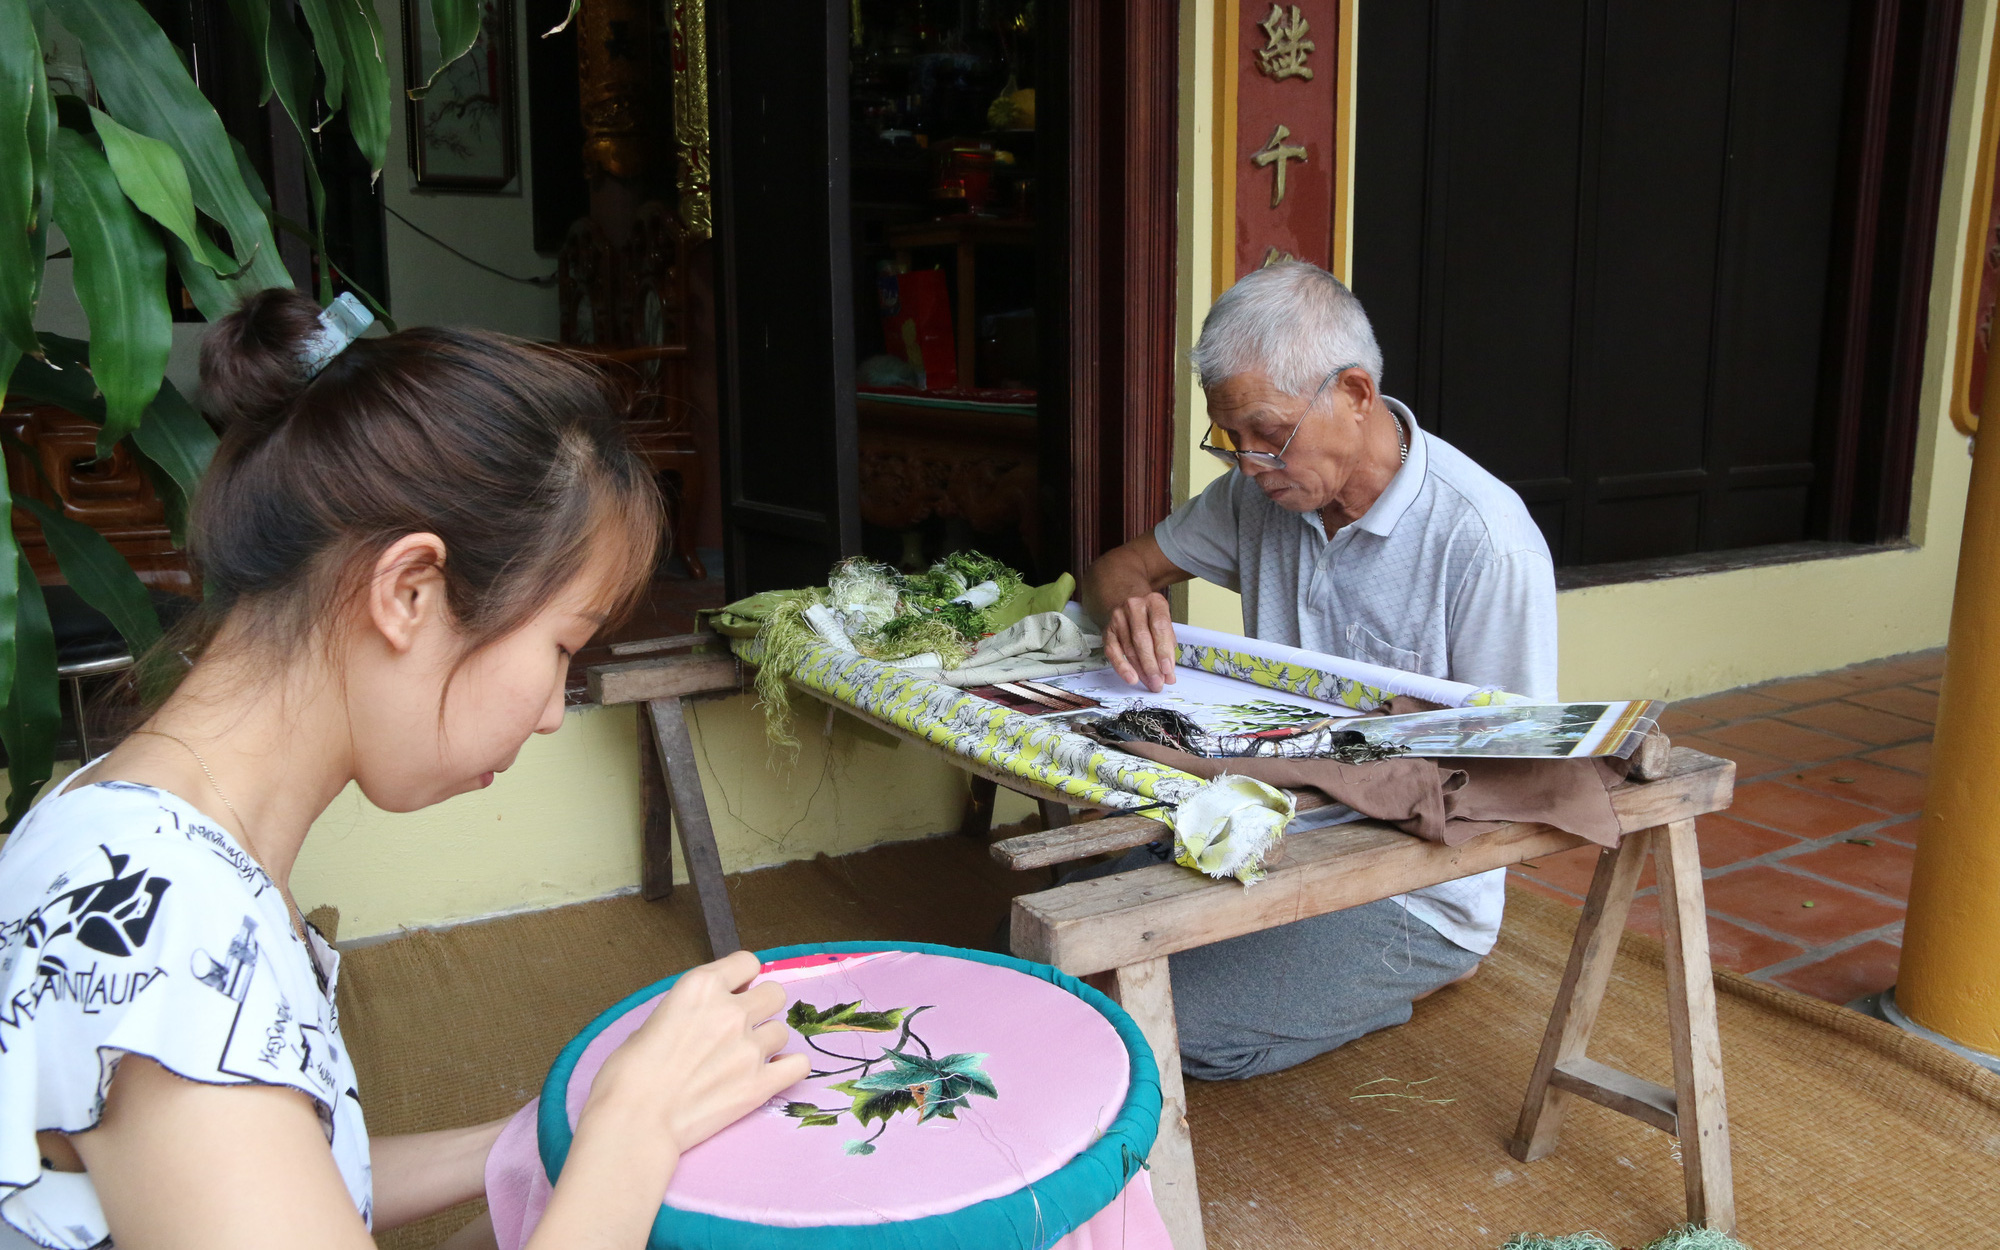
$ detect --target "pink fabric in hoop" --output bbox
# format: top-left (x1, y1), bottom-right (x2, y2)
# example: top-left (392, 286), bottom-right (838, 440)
top-left (484, 951), bottom-right (1171, 1248)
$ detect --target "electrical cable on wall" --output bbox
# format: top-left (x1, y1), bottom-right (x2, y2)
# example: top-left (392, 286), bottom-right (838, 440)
top-left (384, 205), bottom-right (558, 287)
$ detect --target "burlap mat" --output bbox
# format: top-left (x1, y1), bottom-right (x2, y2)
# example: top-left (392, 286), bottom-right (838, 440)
top-left (338, 839), bottom-right (2000, 1249)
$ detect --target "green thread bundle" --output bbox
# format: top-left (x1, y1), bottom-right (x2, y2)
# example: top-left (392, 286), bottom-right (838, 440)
top-left (746, 552), bottom-right (1028, 752)
top-left (1501, 1227), bottom-right (1751, 1250)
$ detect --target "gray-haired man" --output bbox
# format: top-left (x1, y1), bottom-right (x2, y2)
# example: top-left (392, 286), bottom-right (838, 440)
top-left (1077, 261), bottom-right (1558, 1081)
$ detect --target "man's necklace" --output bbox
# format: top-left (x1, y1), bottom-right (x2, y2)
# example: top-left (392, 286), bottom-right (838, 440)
top-left (1392, 410), bottom-right (1410, 464)
top-left (129, 729), bottom-right (307, 943)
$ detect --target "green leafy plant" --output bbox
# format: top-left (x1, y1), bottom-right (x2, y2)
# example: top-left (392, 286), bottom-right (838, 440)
top-left (0, 0), bottom-right (484, 826)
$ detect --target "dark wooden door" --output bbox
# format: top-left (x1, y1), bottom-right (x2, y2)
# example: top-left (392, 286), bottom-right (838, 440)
top-left (711, 0), bottom-right (861, 595)
top-left (1038, 0), bottom-right (1179, 578)
top-left (1354, 0), bottom-right (1956, 567)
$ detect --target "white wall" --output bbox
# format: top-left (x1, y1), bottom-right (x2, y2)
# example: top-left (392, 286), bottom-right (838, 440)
top-left (373, 0), bottom-right (558, 338)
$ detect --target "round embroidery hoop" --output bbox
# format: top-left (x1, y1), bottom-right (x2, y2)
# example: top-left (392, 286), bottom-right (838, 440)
top-left (536, 940), bottom-right (1163, 1248)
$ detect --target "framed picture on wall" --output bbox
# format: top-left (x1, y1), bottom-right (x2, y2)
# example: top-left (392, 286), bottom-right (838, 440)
top-left (404, 0), bottom-right (519, 190)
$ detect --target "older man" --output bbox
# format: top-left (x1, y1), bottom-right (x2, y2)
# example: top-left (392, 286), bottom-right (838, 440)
top-left (1078, 262), bottom-right (1557, 1081)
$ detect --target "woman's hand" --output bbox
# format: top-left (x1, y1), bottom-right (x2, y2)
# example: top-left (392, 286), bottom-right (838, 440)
top-left (528, 950), bottom-right (805, 1250)
top-left (585, 949), bottom-right (806, 1154)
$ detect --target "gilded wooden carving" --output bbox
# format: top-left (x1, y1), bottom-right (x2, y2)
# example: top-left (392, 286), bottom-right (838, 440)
top-left (670, 0), bottom-right (713, 240)
top-left (576, 0), bottom-right (649, 179)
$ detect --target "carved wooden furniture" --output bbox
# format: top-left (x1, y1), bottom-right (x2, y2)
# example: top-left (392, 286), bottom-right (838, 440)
top-left (884, 218), bottom-right (1035, 386)
top-left (1, 403), bottom-right (195, 596)
top-left (559, 203), bottom-right (708, 580)
top-left (1, 402), bottom-right (200, 758)
top-left (854, 392), bottom-right (1039, 565)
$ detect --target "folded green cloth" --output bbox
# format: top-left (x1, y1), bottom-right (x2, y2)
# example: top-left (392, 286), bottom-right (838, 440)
top-left (702, 588), bottom-right (817, 639)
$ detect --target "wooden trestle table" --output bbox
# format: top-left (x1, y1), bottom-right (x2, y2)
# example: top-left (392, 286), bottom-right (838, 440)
top-left (588, 638), bottom-right (1741, 1249)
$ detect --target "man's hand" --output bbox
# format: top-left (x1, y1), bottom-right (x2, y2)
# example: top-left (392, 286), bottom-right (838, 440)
top-left (1102, 591), bottom-right (1179, 692)
top-left (1080, 533), bottom-right (1193, 694)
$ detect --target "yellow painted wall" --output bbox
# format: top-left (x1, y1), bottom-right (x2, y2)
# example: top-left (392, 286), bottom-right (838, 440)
top-left (293, 698), bottom-right (972, 940)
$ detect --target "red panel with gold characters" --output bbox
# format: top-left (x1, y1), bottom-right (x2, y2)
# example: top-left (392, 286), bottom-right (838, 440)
top-left (1232, 2), bottom-right (1337, 278)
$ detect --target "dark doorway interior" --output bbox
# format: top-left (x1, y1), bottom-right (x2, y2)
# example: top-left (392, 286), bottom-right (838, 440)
top-left (710, 0), bottom-right (1178, 597)
top-left (1353, 0), bottom-right (1960, 568)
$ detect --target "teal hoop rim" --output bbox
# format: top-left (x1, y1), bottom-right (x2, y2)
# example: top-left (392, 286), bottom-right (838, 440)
top-left (537, 941), bottom-right (1162, 1250)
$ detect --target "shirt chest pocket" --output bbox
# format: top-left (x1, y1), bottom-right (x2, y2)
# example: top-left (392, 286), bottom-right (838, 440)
top-left (1346, 622), bottom-right (1424, 675)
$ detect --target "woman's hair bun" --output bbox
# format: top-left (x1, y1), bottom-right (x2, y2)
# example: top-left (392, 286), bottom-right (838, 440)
top-left (198, 287), bottom-right (325, 431)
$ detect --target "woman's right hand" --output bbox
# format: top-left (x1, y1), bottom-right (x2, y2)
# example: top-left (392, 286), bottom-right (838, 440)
top-left (528, 951), bottom-right (804, 1249)
top-left (581, 949), bottom-right (808, 1157)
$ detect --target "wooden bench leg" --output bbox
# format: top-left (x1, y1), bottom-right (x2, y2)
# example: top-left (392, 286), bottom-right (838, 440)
top-left (645, 696), bottom-right (742, 959)
top-left (1511, 836), bottom-right (1649, 1160)
top-left (959, 775), bottom-right (998, 839)
top-left (1105, 957), bottom-right (1205, 1250)
top-left (638, 699), bottom-right (675, 901)
top-left (1510, 821), bottom-right (1736, 1233)
top-left (1037, 797), bottom-right (1073, 831)
top-left (1656, 817), bottom-right (1736, 1230)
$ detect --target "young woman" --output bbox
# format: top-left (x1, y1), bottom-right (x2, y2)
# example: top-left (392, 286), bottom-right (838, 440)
top-left (0, 289), bottom-right (808, 1249)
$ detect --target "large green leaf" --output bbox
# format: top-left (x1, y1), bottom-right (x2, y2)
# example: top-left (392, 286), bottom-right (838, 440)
top-left (221, 0), bottom-right (274, 103)
top-left (326, 0), bottom-right (391, 176)
top-left (49, 128), bottom-right (171, 457)
top-left (296, 0), bottom-right (350, 111)
top-left (7, 334), bottom-right (106, 421)
top-left (1, 554), bottom-right (57, 830)
top-left (89, 107), bottom-right (243, 277)
top-left (411, 0), bottom-right (481, 100)
top-left (0, 340), bottom-right (19, 410)
top-left (165, 231), bottom-right (235, 322)
top-left (130, 377), bottom-right (218, 517)
top-left (0, 8), bottom-right (51, 356)
top-left (0, 471), bottom-right (18, 704)
top-left (21, 498), bottom-right (163, 657)
top-left (263, 0), bottom-right (332, 301)
top-left (47, 0), bottom-right (292, 295)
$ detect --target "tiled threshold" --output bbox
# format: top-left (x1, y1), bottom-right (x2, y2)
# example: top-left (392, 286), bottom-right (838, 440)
top-left (1510, 648), bottom-right (1942, 1005)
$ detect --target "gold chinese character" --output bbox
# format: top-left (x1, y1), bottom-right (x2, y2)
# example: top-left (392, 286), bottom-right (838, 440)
top-left (1256, 4), bottom-right (1314, 81)
top-left (1251, 124), bottom-right (1308, 207)
top-left (1260, 246), bottom-right (1298, 268)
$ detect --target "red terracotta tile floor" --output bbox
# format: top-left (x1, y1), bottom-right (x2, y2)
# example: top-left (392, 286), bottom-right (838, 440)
top-left (1509, 647), bottom-right (1941, 1008)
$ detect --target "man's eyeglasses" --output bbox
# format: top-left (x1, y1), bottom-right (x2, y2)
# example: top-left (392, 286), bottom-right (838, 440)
top-left (1200, 364), bottom-right (1357, 472)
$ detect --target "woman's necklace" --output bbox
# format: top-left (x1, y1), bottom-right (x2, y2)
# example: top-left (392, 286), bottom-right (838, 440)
top-left (128, 729), bottom-right (307, 943)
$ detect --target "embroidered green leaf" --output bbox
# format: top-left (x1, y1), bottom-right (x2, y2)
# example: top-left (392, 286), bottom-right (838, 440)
top-left (787, 1000), bottom-right (906, 1036)
top-left (829, 1078), bottom-right (915, 1128)
top-left (782, 1102), bottom-right (842, 1128)
top-left (844, 1139), bottom-right (877, 1156)
top-left (851, 1049), bottom-right (997, 1123)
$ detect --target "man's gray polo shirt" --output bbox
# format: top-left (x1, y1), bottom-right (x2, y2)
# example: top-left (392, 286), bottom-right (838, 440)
top-left (1154, 397), bottom-right (1558, 954)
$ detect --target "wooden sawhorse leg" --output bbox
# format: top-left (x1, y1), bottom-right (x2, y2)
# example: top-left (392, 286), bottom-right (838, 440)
top-left (959, 775), bottom-right (999, 839)
top-left (1097, 958), bottom-right (1205, 1250)
top-left (641, 696), bottom-right (741, 960)
top-left (1511, 819), bottom-right (1736, 1231)
top-left (956, 775), bottom-right (1072, 840)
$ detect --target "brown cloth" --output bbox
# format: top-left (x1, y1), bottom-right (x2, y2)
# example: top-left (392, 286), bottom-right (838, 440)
top-left (1118, 694), bottom-right (1634, 846)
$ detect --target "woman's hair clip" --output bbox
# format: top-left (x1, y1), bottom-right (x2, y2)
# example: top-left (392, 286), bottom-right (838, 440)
top-left (298, 292), bottom-right (375, 379)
